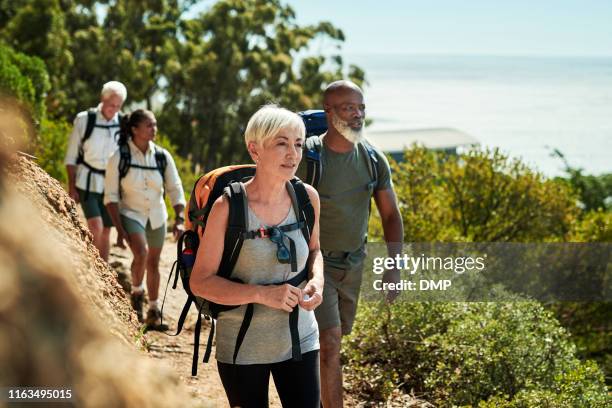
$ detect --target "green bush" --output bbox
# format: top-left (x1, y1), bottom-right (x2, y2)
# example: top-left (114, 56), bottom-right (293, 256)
top-left (33, 118), bottom-right (70, 184)
top-left (480, 361), bottom-right (609, 407)
top-left (370, 146), bottom-right (579, 243)
top-left (553, 149), bottom-right (612, 212)
top-left (0, 43), bottom-right (49, 122)
top-left (344, 301), bottom-right (610, 406)
top-left (570, 210), bottom-right (612, 243)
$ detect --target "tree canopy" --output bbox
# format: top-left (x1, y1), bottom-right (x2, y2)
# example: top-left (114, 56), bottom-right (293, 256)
top-left (0, 0), bottom-right (365, 170)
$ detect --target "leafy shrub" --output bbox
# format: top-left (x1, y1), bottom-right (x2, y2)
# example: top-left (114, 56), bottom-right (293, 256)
top-left (479, 361), bottom-right (609, 407)
top-left (33, 118), bottom-right (70, 184)
top-left (553, 149), bottom-right (612, 212)
top-left (344, 301), bottom-right (610, 406)
top-left (0, 43), bottom-right (49, 122)
top-left (570, 210), bottom-right (612, 243)
top-left (369, 146), bottom-right (579, 243)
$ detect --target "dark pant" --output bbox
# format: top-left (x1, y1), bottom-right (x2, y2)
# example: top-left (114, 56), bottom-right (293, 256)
top-left (77, 188), bottom-right (113, 227)
top-left (217, 350), bottom-right (320, 408)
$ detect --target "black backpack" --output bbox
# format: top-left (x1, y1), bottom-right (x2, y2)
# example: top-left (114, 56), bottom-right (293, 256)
top-left (162, 165), bottom-right (315, 375)
top-left (76, 109), bottom-right (122, 199)
top-left (116, 142), bottom-right (167, 198)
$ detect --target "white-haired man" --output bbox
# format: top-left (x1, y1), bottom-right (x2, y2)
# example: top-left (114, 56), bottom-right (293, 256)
top-left (64, 81), bottom-right (127, 261)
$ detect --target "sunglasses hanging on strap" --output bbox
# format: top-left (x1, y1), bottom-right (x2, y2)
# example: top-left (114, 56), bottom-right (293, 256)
top-left (242, 222), bottom-right (305, 272)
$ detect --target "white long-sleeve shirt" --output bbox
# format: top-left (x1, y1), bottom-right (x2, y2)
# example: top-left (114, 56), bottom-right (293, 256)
top-left (64, 106), bottom-right (121, 193)
top-left (104, 139), bottom-right (186, 229)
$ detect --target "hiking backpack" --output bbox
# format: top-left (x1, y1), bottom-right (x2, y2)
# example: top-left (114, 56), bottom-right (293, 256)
top-left (163, 165), bottom-right (315, 375)
top-left (298, 109), bottom-right (380, 192)
top-left (76, 109), bottom-right (123, 199)
top-left (116, 142), bottom-right (167, 198)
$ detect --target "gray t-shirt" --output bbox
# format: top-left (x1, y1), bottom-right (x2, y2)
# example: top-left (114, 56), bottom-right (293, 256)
top-left (215, 194), bottom-right (319, 364)
top-left (297, 136), bottom-right (392, 252)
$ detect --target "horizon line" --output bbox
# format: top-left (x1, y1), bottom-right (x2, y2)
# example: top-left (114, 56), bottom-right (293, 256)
top-left (342, 51), bottom-right (612, 59)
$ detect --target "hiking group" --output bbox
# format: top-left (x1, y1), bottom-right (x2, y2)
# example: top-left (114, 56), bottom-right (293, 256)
top-left (64, 80), bottom-right (403, 408)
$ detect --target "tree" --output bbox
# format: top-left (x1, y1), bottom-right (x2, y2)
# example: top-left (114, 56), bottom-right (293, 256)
top-left (161, 0), bottom-right (366, 170)
top-left (65, 0), bottom-right (190, 113)
top-left (0, 0), bottom-right (71, 117)
top-left (2, 1), bottom-right (364, 172)
top-left (552, 149), bottom-right (612, 213)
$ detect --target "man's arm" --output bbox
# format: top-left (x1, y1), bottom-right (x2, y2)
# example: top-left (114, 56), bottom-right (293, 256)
top-left (65, 114), bottom-right (84, 203)
top-left (66, 165), bottom-right (79, 202)
top-left (374, 188), bottom-right (404, 302)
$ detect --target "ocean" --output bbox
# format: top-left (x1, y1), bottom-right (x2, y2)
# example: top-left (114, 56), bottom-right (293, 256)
top-left (346, 54), bottom-right (612, 177)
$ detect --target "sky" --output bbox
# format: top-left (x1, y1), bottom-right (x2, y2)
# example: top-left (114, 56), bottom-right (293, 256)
top-left (287, 0), bottom-right (612, 57)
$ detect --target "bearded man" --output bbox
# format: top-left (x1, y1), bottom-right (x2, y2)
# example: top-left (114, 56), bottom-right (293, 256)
top-left (296, 80), bottom-right (404, 408)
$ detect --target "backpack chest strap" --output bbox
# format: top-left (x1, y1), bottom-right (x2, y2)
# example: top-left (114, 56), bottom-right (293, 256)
top-left (241, 221), bottom-right (305, 240)
top-left (78, 160), bottom-right (106, 200)
top-left (92, 123), bottom-right (120, 129)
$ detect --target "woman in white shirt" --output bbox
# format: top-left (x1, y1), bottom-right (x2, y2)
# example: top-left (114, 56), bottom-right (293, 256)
top-left (104, 109), bottom-right (186, 330)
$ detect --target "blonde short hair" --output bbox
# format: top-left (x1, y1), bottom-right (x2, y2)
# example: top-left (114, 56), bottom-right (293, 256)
top-left (244, 104), bottom-right (305, 146)
top-left (100, 81), bottom-right (127, 102)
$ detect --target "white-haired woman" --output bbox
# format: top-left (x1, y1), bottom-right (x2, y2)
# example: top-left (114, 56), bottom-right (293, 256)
top-left (190, 105), bottom-right (324, 407)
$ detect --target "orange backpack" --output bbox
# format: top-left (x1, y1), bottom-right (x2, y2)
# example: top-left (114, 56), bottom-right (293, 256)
top-left (163, 165), bottom-right (315, 375)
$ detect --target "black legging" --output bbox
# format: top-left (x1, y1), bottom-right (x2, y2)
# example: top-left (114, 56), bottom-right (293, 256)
top-left (217, 350), bottom-right (320, 408)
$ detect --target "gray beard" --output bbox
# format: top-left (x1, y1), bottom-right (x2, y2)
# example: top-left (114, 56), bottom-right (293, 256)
top-left (331, 115), bottom-right (364, 144)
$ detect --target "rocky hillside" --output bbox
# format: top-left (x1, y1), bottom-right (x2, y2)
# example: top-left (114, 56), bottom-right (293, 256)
top-left (0, 154), bottom-right (195, 407)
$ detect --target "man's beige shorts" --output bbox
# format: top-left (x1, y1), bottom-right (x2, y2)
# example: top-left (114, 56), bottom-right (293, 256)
top-left (314, 246), bottom-right (366, 336)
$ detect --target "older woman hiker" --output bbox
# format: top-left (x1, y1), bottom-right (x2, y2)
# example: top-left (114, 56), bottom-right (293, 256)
top-left (104, 109), bottom-right (186, 330)
top-left (190, 105), bottom-right (324, 408)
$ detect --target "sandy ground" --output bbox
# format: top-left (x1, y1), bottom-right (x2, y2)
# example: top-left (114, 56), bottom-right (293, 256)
top-left (108, 229), bottom-right (283, 408)
top-left (9, 154), bottom-right (425, 407)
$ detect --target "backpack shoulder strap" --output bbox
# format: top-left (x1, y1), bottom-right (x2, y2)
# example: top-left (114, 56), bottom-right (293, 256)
top-left (218, 182), bottom-right (249, 280)
top-left (83, 109), bottom-right (97, 142)
top-left (77, 109), bottom-right (97, 163)
top-left (304, 136), bottom-right (323, 188)
top-left (118, 143), bottom-right (131, 179)
top-left (288, 178), bottom-right (314, 244)
top-left (360, 140), bottom-right (379, 188)
top-left (219, 181), bottom-right (252, 365)
top-left (154, 146), bottom-right (168, 183)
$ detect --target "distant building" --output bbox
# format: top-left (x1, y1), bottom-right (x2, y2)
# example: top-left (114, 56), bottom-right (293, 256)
top-left (367, 128), bottom-right (479, 162)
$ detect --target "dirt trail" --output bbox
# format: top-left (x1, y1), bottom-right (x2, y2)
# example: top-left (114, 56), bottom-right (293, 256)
top-left (108, 225), bottom-right (283, 407)
top-left (7, 153), bottom-right (418, 407)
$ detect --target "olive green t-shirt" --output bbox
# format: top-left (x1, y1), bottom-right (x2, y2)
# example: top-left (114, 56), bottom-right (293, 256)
top-left (296, 136), bottom-right (392, 252)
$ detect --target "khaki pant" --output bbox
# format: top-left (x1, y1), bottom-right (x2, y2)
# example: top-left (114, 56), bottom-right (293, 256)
top-left (314, 246), bottom-right (366, 335)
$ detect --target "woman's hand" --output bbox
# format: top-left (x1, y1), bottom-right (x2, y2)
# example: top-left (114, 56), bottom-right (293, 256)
top-left (259, 284), bottom-right (302, 313)
top-left (299, 280), bottom-right (323, 311)
top-left (116, 227), bottom-right (130, 249)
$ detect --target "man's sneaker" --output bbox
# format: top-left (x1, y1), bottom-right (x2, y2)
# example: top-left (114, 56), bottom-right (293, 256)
top-left (145, 308), bottom-right (169, 332)
top-left (130, 292), bottom-right (144, 322)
